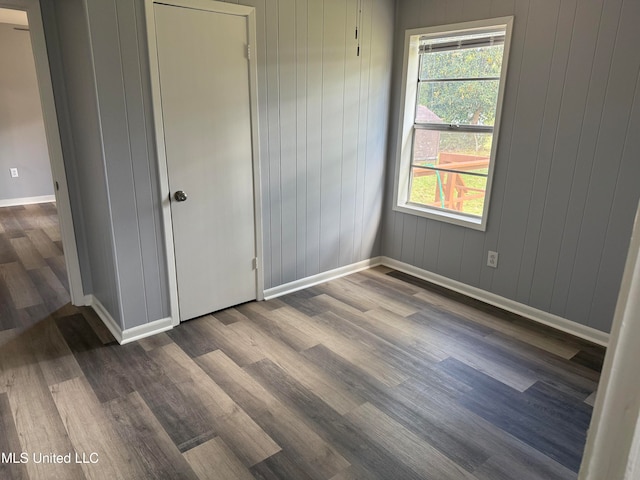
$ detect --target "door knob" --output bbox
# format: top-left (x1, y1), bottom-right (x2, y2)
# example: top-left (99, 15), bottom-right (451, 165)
top-left (174, 190), bottom-right (188, 202)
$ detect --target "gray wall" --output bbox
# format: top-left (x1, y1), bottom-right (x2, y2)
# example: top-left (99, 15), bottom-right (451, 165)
top-left (0, 23), bottom-right (53, 202)
top-left (246, 0), bottom-right (394, 288)
top-left (383, 0), bottom-right (640, 333)
top-left (43, 0), bottom-right (394, 329)
top-left (42, 0), bottom-right (121, 324)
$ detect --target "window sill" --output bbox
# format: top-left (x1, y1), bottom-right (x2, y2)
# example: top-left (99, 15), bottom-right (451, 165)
top-left (393, 202), bottom-right (487, 231)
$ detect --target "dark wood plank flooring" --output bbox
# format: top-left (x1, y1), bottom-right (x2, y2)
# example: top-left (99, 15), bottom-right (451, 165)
top-left (0, 204), bottom-right (605, 479)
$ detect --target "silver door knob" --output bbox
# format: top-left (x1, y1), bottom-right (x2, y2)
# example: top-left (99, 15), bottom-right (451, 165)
top-left (174, 190), bottom-right (188, 202)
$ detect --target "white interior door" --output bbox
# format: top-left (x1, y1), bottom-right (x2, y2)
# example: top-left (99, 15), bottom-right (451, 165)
top-left (153, 3), bottom-right (257, 321)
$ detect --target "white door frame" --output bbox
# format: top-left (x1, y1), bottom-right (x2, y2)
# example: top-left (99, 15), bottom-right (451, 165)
top-left (145, 0), bottom-right (264, 326)
top-left (0, 0), bottom-right (84, 305)
top-left (579, 200), bottom-right (640, 479)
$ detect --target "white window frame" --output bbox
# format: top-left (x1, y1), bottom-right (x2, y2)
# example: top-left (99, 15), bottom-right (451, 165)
top-left (392, 17), bottom-right (514, 231)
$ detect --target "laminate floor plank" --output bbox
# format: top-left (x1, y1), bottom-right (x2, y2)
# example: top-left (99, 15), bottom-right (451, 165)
top-left (137, 332), bottom-right (173, 351)
top-left (148, 343), bottom-right (280, 465)
top-left (50, 376), bottom-right (150, 480)
top-left (46, 255), bottom-right (70, 292)
top-left (25, 228), bottom-right (62, 258)
top-left (196, 349), bottom-right (350, 480)
top-left (183, 437), bottom-right (254, 480)
top-left (105, 391), bottom-right (200, 480)
top-left (337, 276), bottom-right (420, 317)
top-left (314, 298), bottom-right (449, 363)
top-left (215, 317), bottom-right (364, 415)
top-left (28, 317), bottom-right (83, 386)
top-left (250, 451), bottom-right (317, 480)
top-left (481, 332), bottom-right (599, 400)
top-left (0, 392), bottom-right (29, 480)
top-left (80, 307), bottom-right (116, 344)
top-left (43, 224), bottom-right (62, 243)
top-left (9, 236), bottom-right (46, 270)
top-left (0, 209), bottom-right (24, 238)
top-left (0, 262), bottom-right (43, 309)
top-left (301, 343), bottom-right (495, 472)
top-left (212, 307), bottom-right (250, 325)
top-left (166, 315), bottom-right (222, 358)
top-left (28, 266), bottom-right (70, 312)
top-left (474, 448), bottom-right (577, 480)
top-left (346, 402), bottom-right (478, 480)
top-left (311, 278), bottom-right (380, 312)
top-left (277, 289), bottom-right (327, 317)
top-left (5, 350), bottom-right (86, 480)
top-left (246, 356), bottom-right (469, 480)
top-left (439, 358), bottom-right (587, 472)
top-left (277, 307), bottom-right (409, 388)
top-left (0, 233), bottom-right (18, 264)
top-left (237, 302), bottom-right (319, 351)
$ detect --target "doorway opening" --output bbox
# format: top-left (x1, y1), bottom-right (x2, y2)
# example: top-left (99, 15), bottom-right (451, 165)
top-left (0, 4), bottom-right (82, 329)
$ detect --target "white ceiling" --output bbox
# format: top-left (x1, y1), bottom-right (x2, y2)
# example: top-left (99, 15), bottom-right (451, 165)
top-left (0, 8), bottom-right (28, 26)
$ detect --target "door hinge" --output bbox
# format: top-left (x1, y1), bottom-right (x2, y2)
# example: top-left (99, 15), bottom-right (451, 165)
top-left (55, 181), bottom-right (59, 191)
top-left (252, 257), bottom-right (258, 270)
top-left (247, 44), bottom-right (251, 60)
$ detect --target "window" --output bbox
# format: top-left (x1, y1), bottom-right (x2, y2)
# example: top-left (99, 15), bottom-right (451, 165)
top-left (393, 18), bottom-right (513, 230)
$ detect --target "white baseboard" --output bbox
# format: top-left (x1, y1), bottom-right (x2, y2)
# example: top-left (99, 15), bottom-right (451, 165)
top-left (84, 254), bottom-right (608, 347)
top-left (264, 257), bottom-right (383, 300)
top-left (380, 256), bottom-right (609, 347)
top-left (84, 294), bottom-right (173, 345)
top-left (0, 195), bottom-right (56, 208)
top-left (120, 317), bottom-right (173, 345)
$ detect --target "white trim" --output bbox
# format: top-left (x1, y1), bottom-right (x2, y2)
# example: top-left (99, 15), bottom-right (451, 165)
top-left (392, 17), bottom-right (514, 231)
top-left (264, 257), bottom-right (383, 300)
top-left (0, 194), bottom-right (56, 207)
top-left (1, 0), bottom-right (84, 305)
top-left (121, 317), bottom-right (173, 345)
top-left (579, 201), bottom-right (640, 479)
top-left (380, 256), bottom-right (609, 347)
top-left (84, 294), bottom-right (173, 345)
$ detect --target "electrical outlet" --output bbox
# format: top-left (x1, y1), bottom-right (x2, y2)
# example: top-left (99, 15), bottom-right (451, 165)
top-left (487, 250), bottom-right (499, 268)
top-left (9, 168), bottom-right (18, 178)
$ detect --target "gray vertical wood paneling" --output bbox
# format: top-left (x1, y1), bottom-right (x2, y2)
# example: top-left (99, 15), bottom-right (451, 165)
top-left (515, 0), bottom-right (577, 306)
top-left (295, 0), bottom-right (308, 279)
top-left (265, 2), bottom-right (282, 288)
top-left (385, 0), bottom-right (640, 334)
top-left (400, 215), bottom-right (417, 265)
top-left (246, 0), bottom-right (396, 287)
top-left (278, 0), bottom-right (298, 285)
top-left (338, 0), bottom-right (360, 268)
top-left (589, 60), bottom-right (640, 331)
top-left (254, 0), bottom-right (393, 286)
top-left (549, 0), bottom-right (623, 317)
top-left (492, 0), bottom-right (559, 300)
top-left (319, 0), bottom-right (347, 273)
top-left (305, 0), bottom-right (323, 278)
top-left (115, 0), bottom-right (166, 323)
top-left (45, 0), bottom-right (119, 319)
top-left (352, 0), bottom-right (373, 261)
top-left (361, 0), bottom-right (393, 259)
top-left (528, 0), bottom-right (603, 312)
top-left (85, 0), bottom-right (149, 328)
top-left (565, 0), bottom-right (639, 326)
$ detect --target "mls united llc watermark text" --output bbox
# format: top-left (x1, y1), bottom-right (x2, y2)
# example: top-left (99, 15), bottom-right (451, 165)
top-left (1, 452), bottom-right (99, 465)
